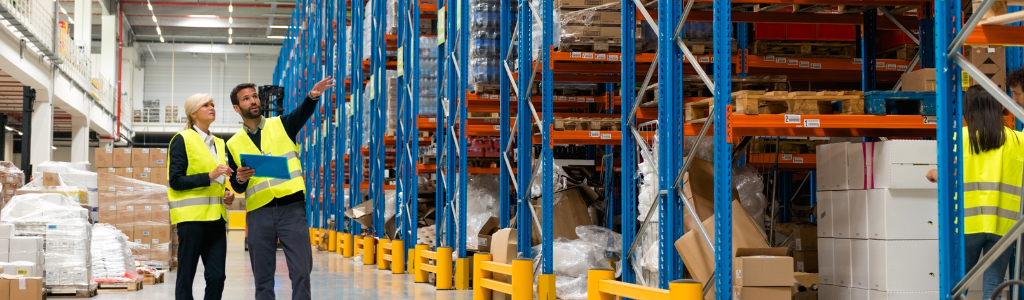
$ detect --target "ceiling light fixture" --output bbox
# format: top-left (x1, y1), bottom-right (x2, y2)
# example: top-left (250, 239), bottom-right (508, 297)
top-left (228, 28), bottom-right (233, 34)
top-left (147, 2), bottom-right (152, 10)
top-left (160, 36), bottom-right (165, 43)
top-left (267, 35), bottom-right (286, 39)
top-left (228, 37), bottom-right (233, 44)
top-left (229, 5), bottom-right (233, 12)
top-left (188, 15), bottom-right (217, 18)
top-left (156, 27), bottom-right (161, 35)
top-left (51, 146), bottom-right (56, 150)
top-left (270, 25), bottom-right (288, 29)
top-left (229, 17), bottom-right (233, 24)
top-left (152, 15), bottom-right (157, 22)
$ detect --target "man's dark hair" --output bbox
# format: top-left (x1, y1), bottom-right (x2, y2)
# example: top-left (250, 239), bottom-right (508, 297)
top-left (230, 83), bottom-right (256, 105)
top-left (1009, 69), bottom-right (1024, 90)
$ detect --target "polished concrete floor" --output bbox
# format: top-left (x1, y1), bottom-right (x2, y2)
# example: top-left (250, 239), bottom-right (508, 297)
top-left (95, 231), bottom-right (473, 300)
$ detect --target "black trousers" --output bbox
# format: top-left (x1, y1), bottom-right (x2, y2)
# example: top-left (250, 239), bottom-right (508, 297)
top-left (175, 219), bottom-right (227, 300)
top-left (246, 200), bottom-right (312, 300)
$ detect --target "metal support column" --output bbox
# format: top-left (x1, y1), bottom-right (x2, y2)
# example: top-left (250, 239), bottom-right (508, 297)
top-left (862, 8), bottom-right (877, 92)
top-left (658, 0), bottom-right (685, 288)
top-left (619, 0), bottom-right (637, 284)
top-left (712, 0), bottom-right (733, 298)
top-left (935, 0), bottom-right (965, 297)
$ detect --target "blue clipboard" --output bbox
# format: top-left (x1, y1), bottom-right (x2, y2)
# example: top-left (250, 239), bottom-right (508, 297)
top-left (239, 154), bottom-right (291, 179)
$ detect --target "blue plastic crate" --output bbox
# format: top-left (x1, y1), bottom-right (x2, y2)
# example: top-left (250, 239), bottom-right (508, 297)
top-left (864, 91), bottom-right (937, 115)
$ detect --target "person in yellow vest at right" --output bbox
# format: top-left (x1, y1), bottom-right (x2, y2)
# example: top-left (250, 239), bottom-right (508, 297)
top-left (927, 85), bottom-right (1024, 300)
top-left (224, 77), bottom-right (334, 300)
top-left (167, 93), bottom-right (234, 300)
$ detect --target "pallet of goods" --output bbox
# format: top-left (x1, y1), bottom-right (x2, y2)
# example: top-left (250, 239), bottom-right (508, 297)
top-left (96, 173), bottom-right (173, 271)
top-left (91, 223), bottom-right (143, 292)
top-left (684, 90), bottom-right (865, 123)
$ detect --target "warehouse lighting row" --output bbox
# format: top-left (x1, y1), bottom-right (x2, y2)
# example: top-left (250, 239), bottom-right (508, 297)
top-left (228, 0), bottom-right (233, 44)
top-left (147, 0), bottom-right (165, 43)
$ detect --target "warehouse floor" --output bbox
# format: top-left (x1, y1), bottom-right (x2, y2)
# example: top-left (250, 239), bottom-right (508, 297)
top-left (94, 231), bottom-right (473, 300)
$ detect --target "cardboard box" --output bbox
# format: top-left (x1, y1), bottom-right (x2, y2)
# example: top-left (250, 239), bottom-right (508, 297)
top-left (344, 200), bottom-right (374, 229)
top-left (99, 206), bottom-right (118, 225)
top-left (95, 148), bottom-right (114, 168)
top-left (9, 252), bottom-right (39, 264)
top-left (834, 238), bottom-right (852, 287)
top-left (869, 290), bottom-right (940, 300)
top-left (558, 0), bottom-right (619, 9)
top-left (851, 288), bottom-right (869, 300)
top-left (0, 225), bottom-right (12, 239)
top-left (530, 185), bottom-right (595, 245)
top-left (0, 275), bottom-right (8, 299)
top-left (832, 191), bottom-right (850, 238)
top-left (134, 170), bottom-right (149, 182)
top-left (8, 276), bottom-right (42, 300)
top-left (793, 250), bottom-right (818, 273)
top-left (9, 237), bottom-right (41, 253)
top-left (150, 148), bottom-right (168, 167)
top-left (152, 224), bottom-right (172, 244)
top-left (733, 248), bottom-right (792, 287)
top-left (794, 272), bottom-right (818, 289)
top-left (793, 291), bottom-right (818, 300)
top-left (490, 228), bottom-right (517, 300)
top-left (870, 239), bottom-right (938, 292)
top-left (901, 68), bottom-right (937, 92)
top-left (116, 205), bottom-right (135, 227)
top-left (732, 286), bottom-right (790, 300)
top-left (675, 200), bottom-right (769, 285)
top-left (847, 143), bottom-right (871, 189)
top-left (830, 142), bottom-right (851, 190)
top-left (871, 140), bottom-right (937, 189)
top-left (852, 239), bottom-right (870, 289)
top-left (968, 46), bottom-right (1006, 90)
top-left (150, 168), bottom-right (168, 186)
top-left (152, 204), bottom-right (171, 223)
top-left (818, 284), bottom-right (833, 300)
top-left (792, 226), bottom-right (817, 251)
top-left (816, 191), bottom-right (832, 238)
top-left (112, 148), bottom-right (132, 167)
top-left (683, 158), bottom-right (741, 233)
top-left (134, 226), bottom-right (153, 245)
top-left (834, 285), bottom-right (851, 300)
top-left (816, 144), bottom-right (831, 190)
top-left (819, 238), bottom-right (834, 285)
top-left (848, 190), bottom-right (869, 239)
top-left (132, 148), bottom-right (150, 167)
top-left (116, 226), bottom-right (134, 241)
top-left (868, 189), bottom-right (938, 240)
top-left (134, 205), bottom-right (153, 223)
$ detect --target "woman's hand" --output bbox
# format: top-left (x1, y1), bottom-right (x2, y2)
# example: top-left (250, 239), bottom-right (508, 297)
top-left (209, 164), bottom-right (233, 181)
top-left (926, 169), bottom-right (938, 183)
top-left (223, 190), bottom-right (235, 206)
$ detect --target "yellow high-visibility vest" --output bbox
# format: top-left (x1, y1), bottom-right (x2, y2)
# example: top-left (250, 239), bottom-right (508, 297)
top-left (964, 127), bottom-right (1024, 236)
top-left (166, 130), bottom-right (228, 224)
top-left (226, 117), bottom-right (305, 212)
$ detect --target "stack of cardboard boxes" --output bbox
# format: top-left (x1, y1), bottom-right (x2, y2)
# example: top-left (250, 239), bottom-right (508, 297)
top-left (0, 162), bottom-right (24, 206)
top-left (0, 224), bottom-right (43, 278)
top-left (94, 148), bottom-right (169, 186)
top-left (816, 140), bottom-right (939, 299)
top-left (0, 275), bottom-right (45, 300)
top-left (732, 248), bottom-right (794, 300)
top-left (95, 149), bottom-right (173, 268)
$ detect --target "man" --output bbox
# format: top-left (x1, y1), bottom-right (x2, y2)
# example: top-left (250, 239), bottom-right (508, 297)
top-left (1009, 69), bottom-right (1023, 106)
top-left (225, 77), bottom-right (334, 300)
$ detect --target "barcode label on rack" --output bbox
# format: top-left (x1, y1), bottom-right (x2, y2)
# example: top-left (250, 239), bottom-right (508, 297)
top-left (489, 95), bottom-right (498, 99)
top-left (608, 55), bottom-right (619, 61)
top-left (765, 55), bottom-right (775, 61)
top-left (876, 62), bottom-right (885, 68)
top-left (784, 115), bottom-right (801, 124)
top-left (804, 119), bottom-right (821, 128)
top-left (586, 98), bottom-right (595, 103)
top-left (428, 118), bottom-right (436, 122)
top-left (853, 58), bottom-right (862, 64)
top-left (571, 52), bottom-right (582, 58)
top-left (897, 65), bottom-right (908, 71)
top-left (887, 64), bottom-right (897, 69)
top-left (583, 53), bottom-right (595, 59)
top-left (596, 54), bottom-right (606, 60)
top-left (782, 154), bottom-right (793, 160)
top-left (589, 131), bottom-right (600, 138)
top-left (776, 57), bottom-right (787, 63)
top-left (794, 157), bottom-right (804, 163)
top-left (811, 63), bottom-right (822, 69)
top-left (699, 57), bottom-right (710, 63)
top-left (568, 97), bottom-right (577, 101)
top-left (924, 116), bottom-right (937, 124)
top-left (789, 59), bottom-right (799, 65)
top-left (493, 125), bottom-right (500, 130)
top-left (601, 133), bottom-right (612, 139)
top-left (799, 61), bottom-right (810, 68)
top-left (558, 96), bottom-right (567, 101)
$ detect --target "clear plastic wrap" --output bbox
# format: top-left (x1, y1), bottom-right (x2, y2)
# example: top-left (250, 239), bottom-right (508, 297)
top-left (419, 36), bottom-right (439, 116)
top-left (0, 161), bottom-right (25, 205)
top-left (636, 133), bottom-right (659, 222)
top-left (530, 162), bottom-right (571, 198)
top-left (465, 175), bottom-right (500, 250)
top-left (90, 223), bottom-right (141, 283)
top-left (1, 193), bottom-right (92, 288)
top-left (417, 224), bottom-right (436, 245)
top-left (468, 0), bottom-right (500, 90)
top-left (96, 173), bottom-right (174, 269)
top-left (530, 236), bottom-right (614, 300)
top-left (683, 136), bottom-right (768, 230)
top-left (27, 162), bottom-right (99, 207)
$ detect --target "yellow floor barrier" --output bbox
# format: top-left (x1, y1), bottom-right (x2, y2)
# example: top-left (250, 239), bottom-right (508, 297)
top-left (359, 236), bottom-right (375, 265)
top-left (473, 253), bottom-right (533, 300)
top-left (387, 240), bottom-right (405, 274)
top-left (415, 245), bottom-right (453, 290)
top-left (309, 228), bottom-right (317, 245)
top-left (586, 269), bottom-right (701, 300)
top-left (342, 233), bottom-right (354, 258)
top-left (328, 230), bottom-right (337, 252)
top-left (377, 239), bottom-right (391, 270)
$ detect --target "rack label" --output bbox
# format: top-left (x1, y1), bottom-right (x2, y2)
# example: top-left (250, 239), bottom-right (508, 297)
top-left (803, 119), bottom-right (821, 128)
top-left (876, 62), bottom-right (885, 68)
top-left (853, 58), bottom-right (862, 64)
top-left (799, 61), bottom-right (810, 68)
top-left (897, 65), bottom-right (908, 71)
top-left (784, 115), bottom-right (801, 124)
top-left (397, 47), bottom-right (404, 77)
top-left (583, 53), bottom-right (594, 59)
top-left (608, 55), bottom-right (619, 61)
top-left (437, 7), bottom-right (446, 44)
top-left (493, 125), bottom-right (500, 130)
top-left (568, 97), bottom-right (577, 101)
top-left (596, 54), bottom-right (606, 60)
top-left (788, 59), bottom-right (799, 66)
top-left (601, 133), bottom-right (612, 139)
top-left (489, 95), bottom-right (498, 99)
top-left (699, 57), bottom-right (710, 63)
top-left (765, 55), bottom-right (774, 61)
top-left (571, 52), bottom-right (582, 58)
top-left (428, 118), bottom-right (436, 122)
top-left (794, 157), bottom-right (804, 163)
top-left (886, 64), bottom-right (897, 70)
top-left (776, 57), bottom-right (787, 63)
top-left (811, 63), bottom-right (822, 69)
top-left (923, 116), bottom-right (937, 124)
top-left (586, 98), bottom-right (595, 103)
top-left (589, 131), bottom-right (600, 138)
top-left (782, 154), bottom-right (793, 160)
top-left (558, 96), bottom-right (567, 101)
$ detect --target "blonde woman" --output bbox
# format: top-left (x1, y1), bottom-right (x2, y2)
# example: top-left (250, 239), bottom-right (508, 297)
top-left (167, 93), bottom-right (233, 300)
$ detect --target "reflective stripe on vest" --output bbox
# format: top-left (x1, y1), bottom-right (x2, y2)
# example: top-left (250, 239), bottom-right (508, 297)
top-left (245, 170), bottom-right (303, 196)
top-left (963, 127), bottom-right (1024, 236)
top-left (226, 117), bottom-right (306, 212)
top-left (166, 130), bottom-right (228, 224)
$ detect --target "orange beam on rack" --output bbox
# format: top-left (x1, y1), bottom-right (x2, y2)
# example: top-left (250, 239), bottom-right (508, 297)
top-left (530, 130), bottom-right (657, 145)
top-left (680, 115), bottom-right (936, 137)
top-left (362, 60), bottom-right (398, 72)
top-left (746, 153), bottom-right (817, 171)
top-left (418, 164), bottom-right (501, 174)
top-left (344, 183), bottom-right (396, 190)
top-left (664, 11), bottom-right (921, 30)
top-left (965, 26), bottom-right (1024, 46)
top-left (701, 0), bottom-right (925, 5)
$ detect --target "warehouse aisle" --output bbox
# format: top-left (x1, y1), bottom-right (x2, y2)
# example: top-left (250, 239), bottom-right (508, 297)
top-left (95, 231), bottom-right (473, 300)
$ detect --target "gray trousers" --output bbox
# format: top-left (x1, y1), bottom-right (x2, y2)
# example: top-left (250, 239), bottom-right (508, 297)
top-left (246, 200), bottom-right (312, 300)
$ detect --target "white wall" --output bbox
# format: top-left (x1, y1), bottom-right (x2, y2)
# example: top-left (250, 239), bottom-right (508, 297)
top-left (141, 51), bottom-right (278, 130)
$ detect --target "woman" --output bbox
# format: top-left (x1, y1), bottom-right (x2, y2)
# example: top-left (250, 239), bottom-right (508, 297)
top-left (167, 93), bottom-right (234, 300)
top-left (927, 85), bottom-right (1024, 300)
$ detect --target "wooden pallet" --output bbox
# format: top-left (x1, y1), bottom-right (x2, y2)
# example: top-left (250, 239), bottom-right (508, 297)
top-left (751, 40), bottom-right (857, 58)
top-left (864, 91), bottom-right (936, 115)
top-left (142, 271), bottom-right (165, 285)
top-left (98, 279), bottom-right (143, 292)
top-left (553, 117), bottom-right (621, 131)
top-left (685, 90), bottom-right (865, 123)
top-left (559, 40), bottom-right (623, 53)
top-left (877, 44), bottom-right (919, 60)
top-left (47, 283), bottom-right (99, 298)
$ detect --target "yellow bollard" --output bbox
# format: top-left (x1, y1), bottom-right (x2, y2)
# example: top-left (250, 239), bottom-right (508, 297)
top-left (414, 244), bottom-right (429, 283)
top-left (473, 253), bottom-right (493, 300)
top-left (328, 230), bottom-right (337, 252)
top-left (342, 233), bottom-right (354, 258)
top-left (586, 269), bottom-right (615, 300)
top-left (538, 274), bottom-right (556, 300)
top-left (391, 240), bottom-right (405, 274)
top-left (362, 236), bottom-right (375, 265)
top-left (309, 228), bottom-right (316, 245)
top-left (336, 234), bottom-right (343, 255)
top-left (511, 258), bottom-right (533, 300)
top-left (455, 257), bottom-right (470, 290)
top-left (407, 248), bottom-right (416, 276)
top-left (378, 239), bottom-right (391, 270)
top-left (436, 247), bottom-right (454, 290)
top-left (669, 279), bottom-right (702, 299)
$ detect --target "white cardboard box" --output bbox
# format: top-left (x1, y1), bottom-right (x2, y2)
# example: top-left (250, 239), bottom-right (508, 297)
top-left (10, 237), bottom-right (42, 253)
top-left (870, 239), bottom-right (939, 292)
top-left (817, 144), bottom-right (832, 190)
top-left (870, 290), bottom-right (940, 300)
top-left (852, 288), bottom-right (870, 300)
top-left (819, 238), bottom-right (835, 285)
top-left (873, 140), bottom-right (937, 165)
top-left (852, 239), bottom-right (870, 289)
top-left (9, 251), bottom-right (39, 264)
top-left (848, 143), bottom-right (871, 189)
top-left (819, 284), bottom-right (833, 300)
top-left (832, 142), bottom-right (851, 190)
top-left (0, 252), bottom-right (7, 262)
top-left (817, 191), bottom-right (833, 237)
top-left (833, 191), bottom-right (850, 239)
top-left (873, 163), bottom-right (939, 189)
top-left (834, 285), bottom-right (852, 300)
top-left (849, 190), bottom-right (870, 239)
top-left (868, 189), bottom-right (938, 240)
top-left (835, 238), bottom-right (852, 287)
top-left (0, 239), bottom-right (9, 253)
top-left (0, 224), bottom-right (13, 239)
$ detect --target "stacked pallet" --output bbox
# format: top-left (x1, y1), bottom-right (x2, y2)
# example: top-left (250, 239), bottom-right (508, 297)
top-left (685, 90), bottom-right (865, 123)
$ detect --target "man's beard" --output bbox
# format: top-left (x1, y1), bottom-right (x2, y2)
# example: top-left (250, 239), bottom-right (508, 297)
top-left (242, 105), bottom-right (261, 119)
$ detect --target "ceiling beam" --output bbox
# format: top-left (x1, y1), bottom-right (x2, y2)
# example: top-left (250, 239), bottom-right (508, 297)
top-left (121, 1), bottom-right (295, 9)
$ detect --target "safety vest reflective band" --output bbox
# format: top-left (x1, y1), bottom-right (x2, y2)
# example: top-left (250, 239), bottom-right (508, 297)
top-left (226, 117), bottom-right (306, 212)
top-left (963, 127), bottom-right (1024, 236)
top-left (166, 130), bottom-right (228, 224)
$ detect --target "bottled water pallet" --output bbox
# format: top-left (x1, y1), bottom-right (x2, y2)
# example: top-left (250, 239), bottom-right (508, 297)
top-left (864, 91), bottom-right (937, 115)
top-left (48, 283), bottom-right (99, 298)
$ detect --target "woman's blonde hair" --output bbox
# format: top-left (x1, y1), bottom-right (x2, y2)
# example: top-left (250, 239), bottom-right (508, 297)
top-left (183, 93), bottom-right (215, 130)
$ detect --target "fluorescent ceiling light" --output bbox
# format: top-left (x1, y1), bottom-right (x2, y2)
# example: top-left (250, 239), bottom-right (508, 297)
top-left (228, 28), bottom-right (232, 34)
top-left (160, 36), bottom-right (165, 43)
top-left (189, 15), bottom-right (217, 18)
top-left (156, 27), bottom-right (161, 35)
top-left (270, 25), bottom-right (288, 29)
top-left (51, 146), bottom-right (56, 150)
top-left (229, 5), bottom-right (233, 12)
top-left (228, 37), bottom-right (233, 44)
top-left (147, 3), bottom-right (152, 10)
top-left (267, 35), bottom-right (286, 39)
top-left (229, 17), bottom-right (233, 24)
top-left (152, 15), bottom-right (157, 22)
